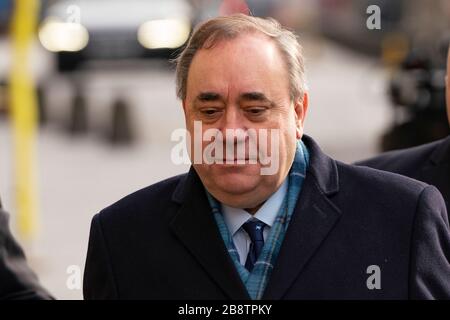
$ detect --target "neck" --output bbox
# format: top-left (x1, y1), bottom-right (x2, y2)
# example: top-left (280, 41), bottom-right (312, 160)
top-left (245, 202), bottom-right (265, 215)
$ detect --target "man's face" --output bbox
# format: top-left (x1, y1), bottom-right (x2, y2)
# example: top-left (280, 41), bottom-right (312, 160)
top-left (182, 33), bottom-right (307, 210)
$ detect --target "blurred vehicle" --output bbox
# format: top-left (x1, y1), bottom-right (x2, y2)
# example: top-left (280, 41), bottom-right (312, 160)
top-left (381, 40), bottom-right (450, 151)
top-left (318, 0), bottom-right (405, 55)
top-left (39, 0), bottom-right (193, 72)
top-left (37, 0), bottom-right (194, 144)
top-left (318, 0), bottom-right (450, 58)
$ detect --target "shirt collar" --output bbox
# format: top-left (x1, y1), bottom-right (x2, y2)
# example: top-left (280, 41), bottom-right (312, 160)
top-left (221, 178), bottom-right (289, 236)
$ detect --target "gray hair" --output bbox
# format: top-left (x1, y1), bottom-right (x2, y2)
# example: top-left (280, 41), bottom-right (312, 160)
top-left (174, 14), bottom-right (307, 101)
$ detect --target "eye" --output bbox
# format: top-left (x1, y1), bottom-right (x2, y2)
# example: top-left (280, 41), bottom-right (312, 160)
top-left (200, 108), bottom-right (222, 117)
top-left (246, 107), bottom-right (267, 116)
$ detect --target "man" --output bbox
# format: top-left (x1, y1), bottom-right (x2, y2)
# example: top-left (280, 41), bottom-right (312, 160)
top-left (357, 47), bottom-right (450, 213)
top-left (84, 15), bottom-right (450, 299)
top-left (0, 197), bottom-right (52, 300)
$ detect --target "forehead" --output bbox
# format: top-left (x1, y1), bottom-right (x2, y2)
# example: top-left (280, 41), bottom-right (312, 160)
top-left (186, 33), bottom-right (290, 98)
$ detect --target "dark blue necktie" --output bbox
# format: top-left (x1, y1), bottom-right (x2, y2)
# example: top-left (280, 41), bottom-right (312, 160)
top-left (243, 220), bottom-right (266, 272)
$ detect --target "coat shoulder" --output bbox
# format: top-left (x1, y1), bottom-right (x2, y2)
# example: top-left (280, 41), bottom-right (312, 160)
top-left (337, 160), bottom-right (428, 197)
top-left (95, 173), bottom-right (187, 223)
top-left (355, 139), bottom-right (445, 175)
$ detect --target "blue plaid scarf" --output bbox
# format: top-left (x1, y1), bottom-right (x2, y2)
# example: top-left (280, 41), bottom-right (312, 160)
top-left (206, 139), bottom-right (310, 300)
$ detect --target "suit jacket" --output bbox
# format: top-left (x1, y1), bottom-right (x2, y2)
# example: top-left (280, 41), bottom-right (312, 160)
top-left (83, 135), bottom-right (450, 300)
top-left (0, 199), bottom-right (52, 300)
top-left (356, 135), bottom-right (450, 214)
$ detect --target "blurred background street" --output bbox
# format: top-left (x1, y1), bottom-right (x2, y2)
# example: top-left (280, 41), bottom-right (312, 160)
top-left (0, 0), bottom-right (449, 299)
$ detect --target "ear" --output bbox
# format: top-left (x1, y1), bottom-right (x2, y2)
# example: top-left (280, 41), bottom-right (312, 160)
top-left (294, 92), bottom-right (308, 139)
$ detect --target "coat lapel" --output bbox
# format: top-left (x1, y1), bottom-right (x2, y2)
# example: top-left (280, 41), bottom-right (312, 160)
top-left (263, 136), bottom-right (343, 299)
top-left (169, 135), bottom-right (343, 300)
top-left (169, 168), bottom-right (250, 300)
top-left (417, 136), bottom-right (450, 208)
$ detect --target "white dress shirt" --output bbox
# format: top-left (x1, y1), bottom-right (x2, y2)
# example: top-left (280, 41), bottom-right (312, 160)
top-left (221, 179), bottom-right (288, 265)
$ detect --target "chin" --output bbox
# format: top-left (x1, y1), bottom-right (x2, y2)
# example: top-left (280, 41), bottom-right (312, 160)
top-left (200, 164), bottom-right (260, 194)
top-left (217, 170), bottom-right (260, 193)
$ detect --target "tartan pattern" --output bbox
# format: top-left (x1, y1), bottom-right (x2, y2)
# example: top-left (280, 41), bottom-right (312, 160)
top-left (206, 139), bottom-right (310, 299)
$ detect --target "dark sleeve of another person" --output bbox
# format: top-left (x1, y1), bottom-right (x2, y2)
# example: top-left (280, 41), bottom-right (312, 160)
top-left (409, 185), bottom-right (450, 299)
top-left (83, 213), bottom-right (118, 299)
top-left (0, 201), bottom-right (53, 300)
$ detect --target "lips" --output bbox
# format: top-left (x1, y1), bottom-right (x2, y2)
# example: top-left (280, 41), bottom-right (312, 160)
top-left (223, 158), bottom-right (248, 161)
top-left (220, 157), bottom-right (258, 163)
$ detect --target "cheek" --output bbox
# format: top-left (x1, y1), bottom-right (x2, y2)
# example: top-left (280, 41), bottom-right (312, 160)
top-left (278, 113), bottom-right (298, 139)
top-left (259, 112), bottom-right (297, 152)
top-left (280, 118), bottom-right (300, 158)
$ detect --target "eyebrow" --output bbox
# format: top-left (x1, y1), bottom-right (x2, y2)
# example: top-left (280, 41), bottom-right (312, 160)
top-left (194, 91), bottom-right (275, 106)
top-left (195, 91), bottom-right (270, 102)
top-left (239, 92), bottom-right (269, 101)
top-left (195, 92), bottom-right (222, 102)
top-left (239, 92), bottom-right (276, 108)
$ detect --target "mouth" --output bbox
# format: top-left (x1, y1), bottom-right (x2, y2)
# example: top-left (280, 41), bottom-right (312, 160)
top-left (220, 158), bottom-right (258, 163)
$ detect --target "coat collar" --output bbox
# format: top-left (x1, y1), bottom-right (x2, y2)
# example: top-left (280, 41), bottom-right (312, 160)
top-left (301, 135), bottom-right (340, 195)
top-left (418, 135), bottom-right (450, 208)
top-left (429, 135), bottom-right (450, 166)
top-left (170, 168), bottom-right (250, 299)
top-left (263, 135), bottom-right (342, 299)
top-left (170, 135), bottom-right (342, 299)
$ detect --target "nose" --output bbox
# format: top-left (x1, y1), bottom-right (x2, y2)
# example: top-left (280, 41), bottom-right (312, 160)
top-left (220, 105), bottom-right (246, 131)
top-left (219, 105), bottom-right (248, 144)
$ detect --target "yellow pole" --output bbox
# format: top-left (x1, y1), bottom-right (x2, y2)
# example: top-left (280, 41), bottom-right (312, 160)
top-left (9, 0), bottom-right (40, 239)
